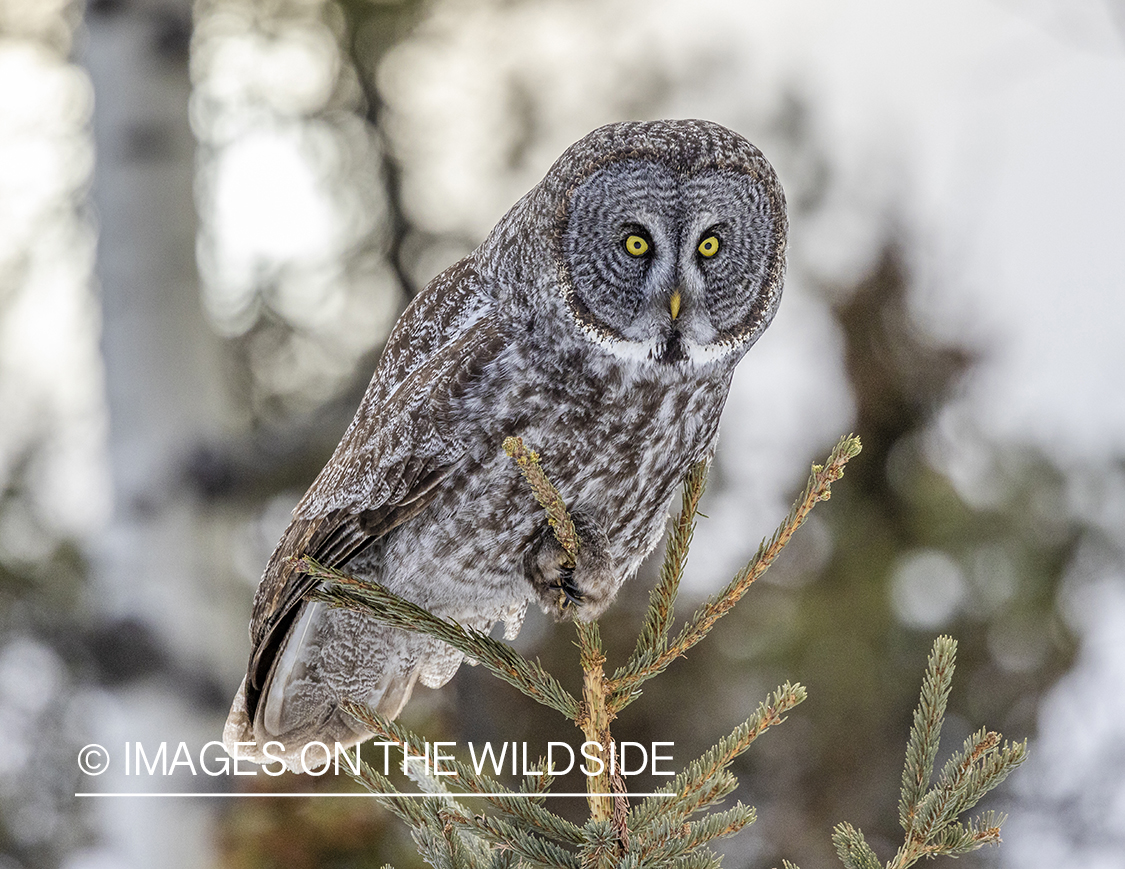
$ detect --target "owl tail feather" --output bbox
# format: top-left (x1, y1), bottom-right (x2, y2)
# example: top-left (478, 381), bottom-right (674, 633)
top-left (222, 667), bottom-right (420, 774)
top-left (222, 601), bottom-right (424, 773)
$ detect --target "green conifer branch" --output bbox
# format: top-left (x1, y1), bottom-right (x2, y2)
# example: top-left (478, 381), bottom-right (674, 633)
top-left (578, 818), bottom-right (621, 869)
top-left (898, 635), bottom-right (956, 834)
top-left (667, 850), bottom-right (724, 869)
top-left (352, 759), bottom-right (428, 827)
top-left (609, 435), bottom-right (861, 711)
top-left (914, 727), bottom-right (999, 835)
top-left (963, 810), bottom-right (1007, 850)
top-left (633, 459), bottom-right (710, 661)
top-left (831, 637), bottom-right (1028, 869)
top-left (341, 700), bottom-right (586, 847)
top-left (910, 728), bottom-right (1026, 846)
top-left (830, 822), bottom-right (882, 869)
top-left (631, 682), bottom-right (806, 829)
top-left (453, 813), bottom-right (580, 869)
top-left (435, 799), bottom-right (493, 869)
top-left (611, 458), bottom-right (709, 705)
top-left (503, 436), bottom-right (580, 565)
top-left (344, 704), bottom-right (584, 868)
top-left (303, 558), bottom-right (579, 718)
top-left (682, 802), bottom-right (758, 855)
top-left (288, 435), bottom-right (1029, 869)
top-left (635, 802), bottom-right (757, 864)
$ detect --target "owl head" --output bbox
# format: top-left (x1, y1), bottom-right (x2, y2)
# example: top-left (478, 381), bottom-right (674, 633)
top-left (494, 119), bottom-right (787, 368)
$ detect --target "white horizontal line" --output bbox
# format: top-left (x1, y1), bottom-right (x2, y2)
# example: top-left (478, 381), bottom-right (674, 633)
top-left (75, 792), bottom-right (674, 799)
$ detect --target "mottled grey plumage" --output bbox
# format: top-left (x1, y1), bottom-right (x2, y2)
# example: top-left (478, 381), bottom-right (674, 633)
top-left (223, 119), bottom-right (787, 770)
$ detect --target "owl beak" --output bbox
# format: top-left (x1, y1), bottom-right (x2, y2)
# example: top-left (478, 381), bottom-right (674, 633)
top-left (669, 290), bottom-right (682, 321)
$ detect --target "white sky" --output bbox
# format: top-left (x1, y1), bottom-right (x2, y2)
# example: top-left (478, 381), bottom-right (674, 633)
top-left (697, 0), bottom-right (1125, 465)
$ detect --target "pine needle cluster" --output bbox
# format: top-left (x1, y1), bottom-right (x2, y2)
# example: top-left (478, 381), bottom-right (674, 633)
top-left (826, 637), bottom-right (1027, 869)
top-left (303, 434), bottom-right (1024, 868)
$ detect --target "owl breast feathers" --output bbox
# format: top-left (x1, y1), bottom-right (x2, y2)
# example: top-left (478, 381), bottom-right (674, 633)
top-left (223, 118), bottom-right (787, 771)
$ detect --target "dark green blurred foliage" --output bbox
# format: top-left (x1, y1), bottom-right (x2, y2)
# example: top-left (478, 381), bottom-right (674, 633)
top-left (219, 788), bottom-right (401, 869)
top-left (0, 453), bottom-right (87, 620)
top-left (331, 0), bottom-right (428, 306)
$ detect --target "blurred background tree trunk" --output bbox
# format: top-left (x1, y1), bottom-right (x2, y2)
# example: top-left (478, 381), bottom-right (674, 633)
top-left (84, 0), bottom-right (241, 864)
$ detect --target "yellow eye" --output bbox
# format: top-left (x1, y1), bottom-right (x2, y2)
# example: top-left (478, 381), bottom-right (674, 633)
top-left (624, 234), bottom-right (650, 257)
top-left (698, 235), bottom-right (720, 257)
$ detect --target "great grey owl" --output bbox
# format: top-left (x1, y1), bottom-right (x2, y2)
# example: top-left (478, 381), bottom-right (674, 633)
top-left (223, 119), bottom-right (787, 770)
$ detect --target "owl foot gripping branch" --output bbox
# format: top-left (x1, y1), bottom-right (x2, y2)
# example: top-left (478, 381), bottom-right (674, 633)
top-left (223, 119), bottom-right (787, 773)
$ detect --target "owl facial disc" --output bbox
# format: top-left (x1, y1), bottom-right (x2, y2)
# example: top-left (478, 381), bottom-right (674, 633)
top-left (551, 133), bottom-right (785, 368)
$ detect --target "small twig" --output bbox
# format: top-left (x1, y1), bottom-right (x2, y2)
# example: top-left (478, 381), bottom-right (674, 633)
top-left (504, 436), bottom-right (580, 565)
top-left (630, 459), bottom-right (709, 667)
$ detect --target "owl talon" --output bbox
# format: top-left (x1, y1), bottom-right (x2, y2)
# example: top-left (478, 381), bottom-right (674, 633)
top-left (551, 566), bottom-right (585, 609)
top-left (526, 513), bottom-right (615, 621)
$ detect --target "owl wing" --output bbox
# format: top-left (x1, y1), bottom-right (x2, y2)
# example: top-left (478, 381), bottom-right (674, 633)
top-left (242, 267), bottom-right (507, 724)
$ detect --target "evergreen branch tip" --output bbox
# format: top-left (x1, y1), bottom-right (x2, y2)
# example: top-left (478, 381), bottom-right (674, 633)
top-left (504, 435), bottom-right (580, 564)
